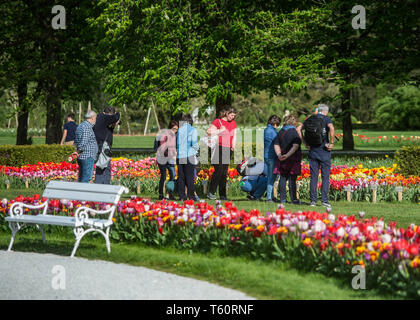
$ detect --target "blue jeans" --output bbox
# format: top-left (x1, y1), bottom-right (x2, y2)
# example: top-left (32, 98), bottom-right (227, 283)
top-left (265, 157), bottom-right (278, 200)
top-left (177, 158), bottom-right (196, 200)
top-left (158, 163), bottom-right (175, 197)
top-left (309, 155), bottom-right (331, 203)
top-left (241, 177), bottom-right (268, 199)
top-left (77, 158), bottom-right (95, 183)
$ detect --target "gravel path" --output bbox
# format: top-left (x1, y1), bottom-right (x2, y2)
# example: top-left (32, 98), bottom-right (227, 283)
top-left (0, 250), bottom-right (255, 300)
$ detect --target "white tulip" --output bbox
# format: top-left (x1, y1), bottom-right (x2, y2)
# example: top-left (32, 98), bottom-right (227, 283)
top-left (313, 220), bottom-right (326, 233)
top-left (381, 234), bottom-right (392, 244)
top-left (350, 227), bottom-right (359, 236)
top-left (298, 221), bottom-right (309, 231)
top-left (282, 219), bottom-right (291, 227)
top-left (336, 227), bottom-right (345, 237)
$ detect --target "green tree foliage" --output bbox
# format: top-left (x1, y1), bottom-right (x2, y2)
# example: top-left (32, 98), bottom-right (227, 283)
top-left (0, 1), bottom-right (102, 144)
top-left (375, 85), bottom-right (420, 130)
top-left (92, 0), bottom-right (329, 118)
top-left (312, 1), bottom-right (419, 149)
top-left (0, 1), bottom-right (40, 144)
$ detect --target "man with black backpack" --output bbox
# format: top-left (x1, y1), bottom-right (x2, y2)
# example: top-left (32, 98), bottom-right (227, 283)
top-left (297, 104), bottom-right (335, 208)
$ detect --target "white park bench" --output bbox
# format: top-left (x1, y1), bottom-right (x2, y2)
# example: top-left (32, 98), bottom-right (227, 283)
top-left (5, 181), bottom-right (128, 258)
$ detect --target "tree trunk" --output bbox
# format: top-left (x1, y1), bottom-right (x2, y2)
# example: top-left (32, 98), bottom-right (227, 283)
top-left (16, 82), bottom-right (29, 145)
top-left (340, 87), bottom-right (355, 150)
top-left (45, 84), bottom-right (62, 144)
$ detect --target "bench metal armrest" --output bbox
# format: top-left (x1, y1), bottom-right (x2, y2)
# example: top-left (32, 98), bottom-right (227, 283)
top-left (9, 201), bottom-right (48, 218)
top-left (74, 205), bottom-right (115, 227)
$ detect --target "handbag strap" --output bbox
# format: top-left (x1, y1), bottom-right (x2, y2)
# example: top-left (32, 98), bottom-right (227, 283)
top-left (99, 130), bottom-right (111, 152)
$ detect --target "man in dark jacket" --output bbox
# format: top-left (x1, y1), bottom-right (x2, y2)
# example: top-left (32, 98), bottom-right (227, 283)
top-left (93, 106), bottom-right (120, 184)
top-left (297, 104), bottom-right (335, 208)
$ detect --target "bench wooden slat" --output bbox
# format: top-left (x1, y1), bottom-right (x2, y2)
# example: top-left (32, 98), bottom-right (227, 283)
top-left (5, 215), bottom-right (111, 228)
top-left (43, 189), bottom-right (119, 204)
top-left (44, 181), bottom-right (125, 194)
top-left (6, 215), bottom-right (76, 227)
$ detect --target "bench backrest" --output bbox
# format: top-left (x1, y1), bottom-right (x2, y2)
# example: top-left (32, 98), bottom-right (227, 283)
top-left (43, 181), bottom-right (128, 205)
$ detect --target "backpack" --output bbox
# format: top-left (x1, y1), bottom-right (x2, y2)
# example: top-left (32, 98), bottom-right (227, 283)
top-left (303, 115), bottom-right (325, 147)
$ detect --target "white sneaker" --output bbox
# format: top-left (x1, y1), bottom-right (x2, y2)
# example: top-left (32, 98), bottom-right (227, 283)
top-left (322, 202), bottom-right (332, 208)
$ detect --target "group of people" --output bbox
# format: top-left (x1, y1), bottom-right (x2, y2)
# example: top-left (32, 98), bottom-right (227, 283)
top-left (63, 103), bottom-right (335, 207)
top-left (60, 107), bottom-right (120, 184)
top-left (240, 104), bottom-right (335, 207)
top-left (155, 107), bottom-right (238, 202)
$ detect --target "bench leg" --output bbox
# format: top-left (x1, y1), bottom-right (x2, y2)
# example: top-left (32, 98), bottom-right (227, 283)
top-left (71, 227), bottom-right (84, 258)
top-left (105, 227), bottom-right (111, 253)
top-left (71, 227), bottom-right (111, 258)
top-left (7, 222), bottom-right (20, 252)
top-left (36, 225), bottom-right (46, 244)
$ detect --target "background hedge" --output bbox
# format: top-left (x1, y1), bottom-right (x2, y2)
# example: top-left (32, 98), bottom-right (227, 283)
top-left (394, 146), bottom-right (420, 177)
top-left (0, 145), bottom-right (75, 166)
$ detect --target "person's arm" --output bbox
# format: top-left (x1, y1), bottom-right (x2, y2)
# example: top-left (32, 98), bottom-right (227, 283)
top-left (274, 143), bottom-right (282, 159)
top-left (273, 135), bottom-right (282, 159)
top-left (296, 123), bottom-right (303, 141)
top-left (231, 128), bottom-right (237, 151)
top-left (280, 144), bottom-right (299, 161)
top-left (75, 128), bottom-right (88, 154)
top-left (191, 128), bottom-right (199, 152)
top-left (60, 129), bottom-right (67, 145)
top-left (104, 112), bottom-right (120, 126)
top-left (326, 123), bottom-right (335, 151)
top-left (296, 123), bottom-right (309, 149)
top-left (206, 120), bottom-right (225, 136)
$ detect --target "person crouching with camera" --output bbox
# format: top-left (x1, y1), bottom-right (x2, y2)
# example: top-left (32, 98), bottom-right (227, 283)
top-left (238, 157), bottom-right (268, 201)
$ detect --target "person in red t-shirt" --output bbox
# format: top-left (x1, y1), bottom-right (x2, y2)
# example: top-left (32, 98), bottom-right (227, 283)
top-left (206, 107), bottom-right (237, 201)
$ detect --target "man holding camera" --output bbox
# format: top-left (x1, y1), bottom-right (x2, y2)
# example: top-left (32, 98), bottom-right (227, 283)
top-left (238, 157), bottom-right (268, 201)
top-left (93, 106), bottom-right (120, 184)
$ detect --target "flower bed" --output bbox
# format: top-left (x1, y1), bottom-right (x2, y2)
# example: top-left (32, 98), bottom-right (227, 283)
top-left (1, 195), bottom-right (419, 298)
top-left (0, 157), bottom-right (419, 202)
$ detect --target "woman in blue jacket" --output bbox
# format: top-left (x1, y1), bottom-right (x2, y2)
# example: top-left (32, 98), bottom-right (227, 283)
top-left (264, 115), bottom-right (281, 202)
top-left (176, 114), bottom-right (199, 201)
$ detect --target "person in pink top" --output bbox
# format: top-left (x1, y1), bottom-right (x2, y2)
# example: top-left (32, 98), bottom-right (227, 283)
top-left (206, 107), bottom-right (237, 201)
top-left (156, 120), bottom-right (178, 200)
